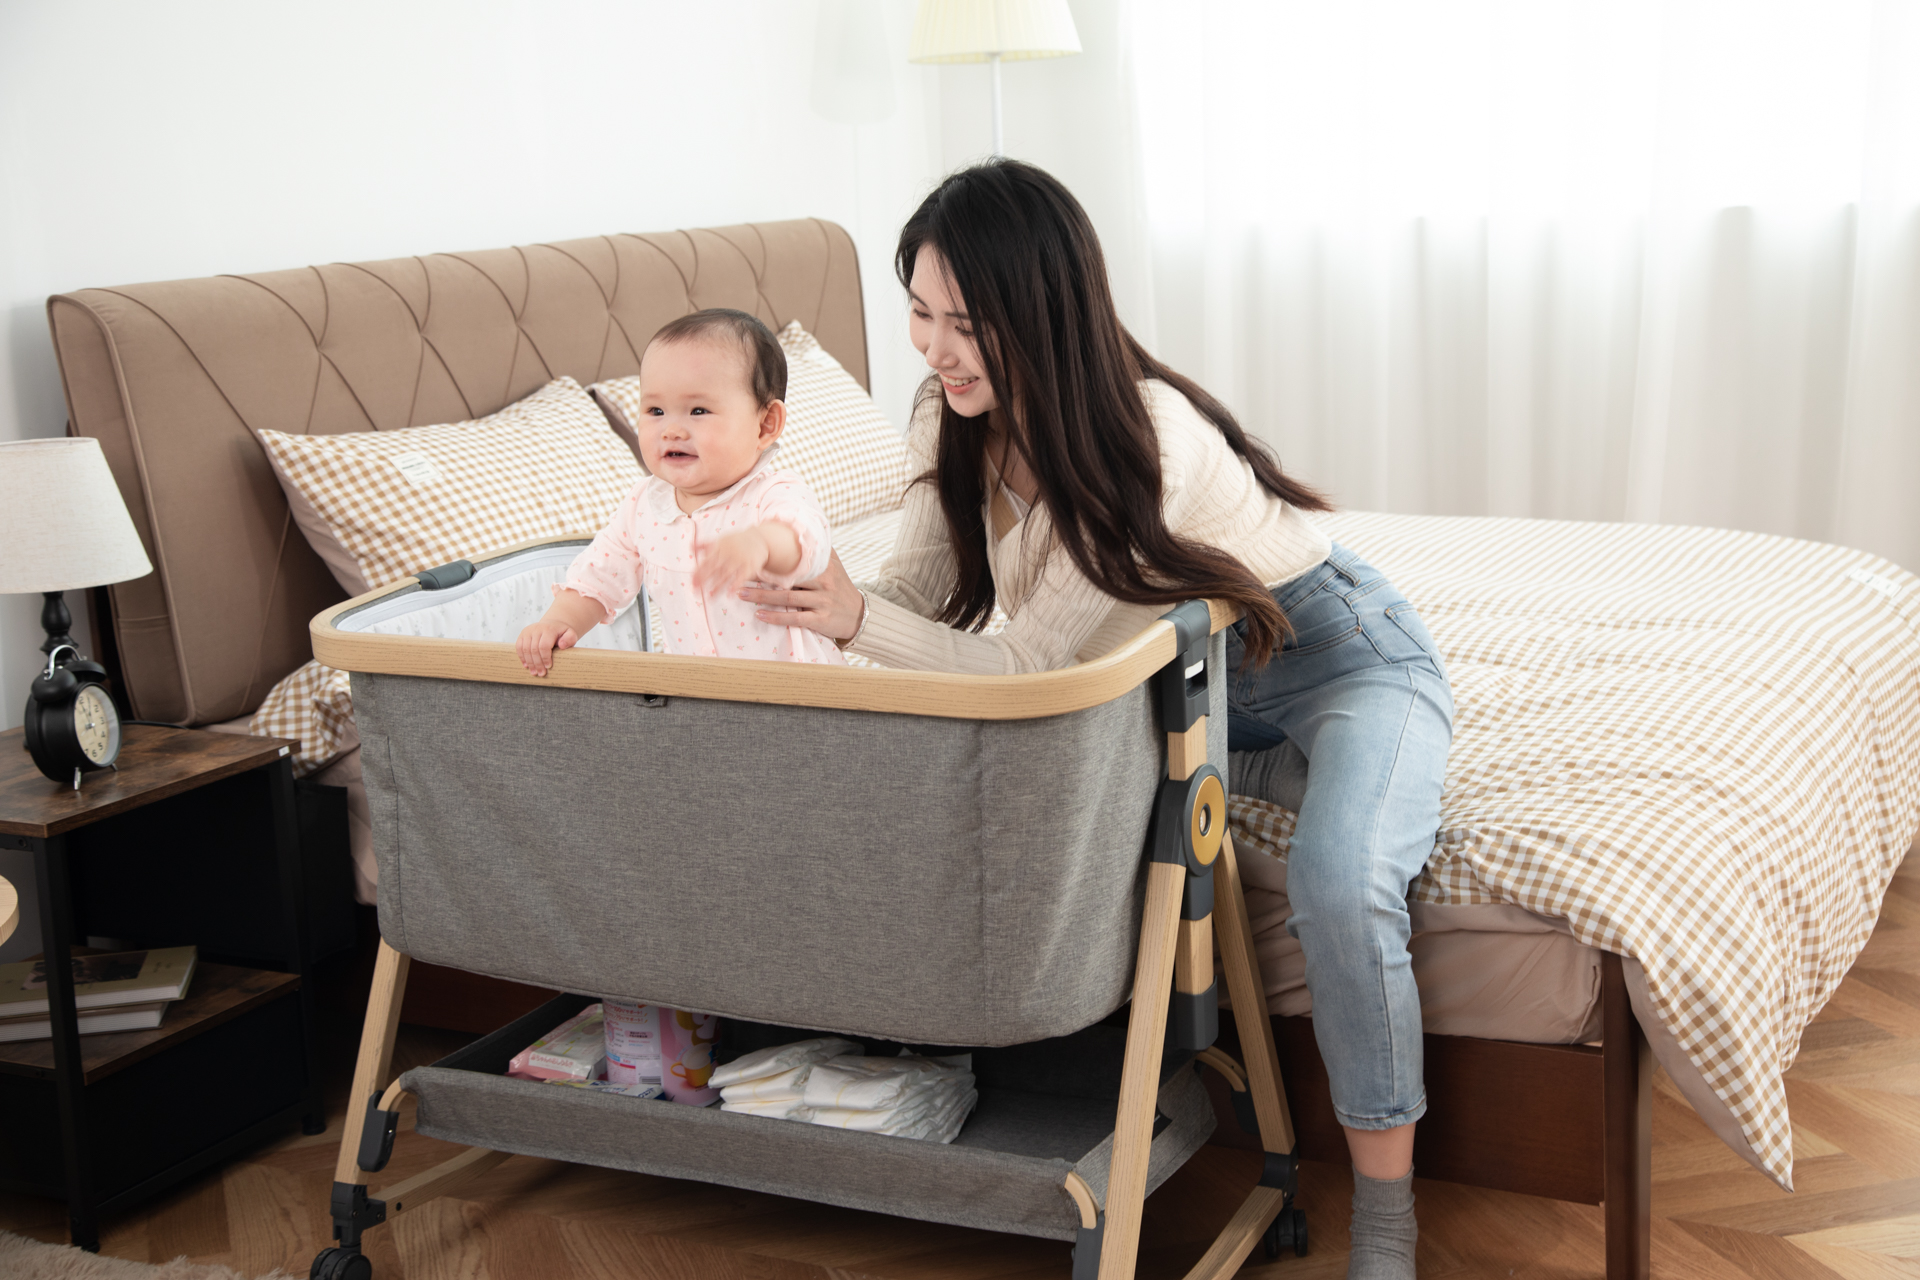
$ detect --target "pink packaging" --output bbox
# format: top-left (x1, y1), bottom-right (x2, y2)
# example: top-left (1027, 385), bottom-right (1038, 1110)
top-left (601, 998), bottom-right (663, 1087)
top-left (506, 1005), bottom-right (606, 1082)
top-left (660, 1008), bottom-right (722, 1106)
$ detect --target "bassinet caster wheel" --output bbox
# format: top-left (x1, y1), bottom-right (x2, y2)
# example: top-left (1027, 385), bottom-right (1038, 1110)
top-left (311, 1246), bottom-right (373, 1280)
top-left (1262, 1205), bottom-right (1308, 1259)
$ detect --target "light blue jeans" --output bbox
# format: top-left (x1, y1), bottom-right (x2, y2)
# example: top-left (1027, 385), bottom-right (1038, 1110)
top-left (1224, 543), bottom-right (1453, 1131)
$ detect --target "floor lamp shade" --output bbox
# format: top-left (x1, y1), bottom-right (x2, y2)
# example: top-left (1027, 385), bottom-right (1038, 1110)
top-left (909, 0), bottom-right (1081, 157)
top-left (0, 437), bottom-right (152, 595)
top-left (908, 0), bottom-right (1082, 63)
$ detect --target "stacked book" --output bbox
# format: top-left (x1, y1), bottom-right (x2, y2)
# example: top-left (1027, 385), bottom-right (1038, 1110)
top-left (0, 946), bottom-right (197, 1043)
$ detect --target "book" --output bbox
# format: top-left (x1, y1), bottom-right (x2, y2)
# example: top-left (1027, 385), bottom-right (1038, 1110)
top-left (0, 946), bottom-right (196, 1017)
top-left (0, 998), bottom-right (173, 1043)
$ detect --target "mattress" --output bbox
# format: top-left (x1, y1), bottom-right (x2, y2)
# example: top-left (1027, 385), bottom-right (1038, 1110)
top-left (1241, 510), bottom-right (1920, 1188)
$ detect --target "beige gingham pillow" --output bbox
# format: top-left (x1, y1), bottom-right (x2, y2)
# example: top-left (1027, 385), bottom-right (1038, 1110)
top-left (257, 376), bottom-right (643, 594)
top-left (591, 321), bottom-right (909, 528)
top-left (250, 659), bottom-right (353, 778)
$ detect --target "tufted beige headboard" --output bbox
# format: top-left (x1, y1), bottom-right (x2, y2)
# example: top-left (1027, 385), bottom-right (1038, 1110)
top-left (46, 219), bottom-right (868, 727)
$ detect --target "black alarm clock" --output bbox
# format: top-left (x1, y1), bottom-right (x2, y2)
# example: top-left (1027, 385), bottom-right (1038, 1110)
top-left (23, 644), bottom-right (121, 789)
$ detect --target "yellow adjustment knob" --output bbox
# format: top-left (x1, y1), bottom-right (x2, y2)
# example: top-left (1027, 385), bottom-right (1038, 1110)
top-left (1189, 772), bottom-right (1226, 866)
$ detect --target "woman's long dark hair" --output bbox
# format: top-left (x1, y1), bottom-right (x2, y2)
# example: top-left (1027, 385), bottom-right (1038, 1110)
top-left (896, 159), bottom-right (1330, 663)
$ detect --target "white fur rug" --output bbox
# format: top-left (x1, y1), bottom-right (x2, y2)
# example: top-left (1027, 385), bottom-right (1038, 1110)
top-left (0, 1231), bottom-right (294, 1280)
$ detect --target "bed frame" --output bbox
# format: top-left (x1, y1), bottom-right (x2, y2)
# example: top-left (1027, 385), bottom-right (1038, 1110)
top-left (44, 220), bottom-right (1651, 1278)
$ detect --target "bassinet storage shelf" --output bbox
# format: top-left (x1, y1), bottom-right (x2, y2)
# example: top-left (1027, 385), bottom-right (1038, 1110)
top-left (404, 995), bottom-right (1214, 1242)
top-left (308, 540), bottom-right (1303, 1280)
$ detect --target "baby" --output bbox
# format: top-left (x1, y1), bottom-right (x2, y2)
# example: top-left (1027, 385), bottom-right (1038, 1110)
top-left (516, 309), bottom-right (846, 673)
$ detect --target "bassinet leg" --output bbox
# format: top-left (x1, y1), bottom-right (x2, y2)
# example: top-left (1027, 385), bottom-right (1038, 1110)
top-left (1214, 831), bottom-right (1297, 1155)
top-left (321, 940), bottom-right (411, 1266)
top-left (1168, 830), bottom-right (1304, 1280)
top-left (1096, 859), bottom-right (1189, 1280)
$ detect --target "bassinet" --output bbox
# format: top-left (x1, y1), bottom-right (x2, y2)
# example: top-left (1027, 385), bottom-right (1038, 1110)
top-left (308, 541), bottom-right (1304, 1280)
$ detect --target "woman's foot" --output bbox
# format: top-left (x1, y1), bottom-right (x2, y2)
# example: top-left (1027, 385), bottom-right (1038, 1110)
top-left (1348, 1169), bottom-right (1417, 1279)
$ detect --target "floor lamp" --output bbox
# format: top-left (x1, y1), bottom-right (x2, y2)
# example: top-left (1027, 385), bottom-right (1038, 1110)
top-left (910, 0), bottom-right (1082, 158)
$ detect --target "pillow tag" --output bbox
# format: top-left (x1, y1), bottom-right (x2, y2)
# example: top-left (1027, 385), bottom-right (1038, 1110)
top-left (390, 451), bottom-right (444, 486)
top-left (1846, 566), bottom-right (1905, 599)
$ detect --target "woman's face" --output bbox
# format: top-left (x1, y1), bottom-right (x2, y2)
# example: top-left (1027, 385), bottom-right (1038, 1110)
top-left (908, 245), bottom-right (998, 418)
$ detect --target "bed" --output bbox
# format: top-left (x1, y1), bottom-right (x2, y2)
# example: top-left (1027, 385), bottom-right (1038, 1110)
top-left (44, 220), bottom-right (1920, 1279)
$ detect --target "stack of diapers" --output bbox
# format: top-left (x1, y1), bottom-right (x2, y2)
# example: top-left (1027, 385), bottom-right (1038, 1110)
top-left (802, 1053), bottom-right (978, 1141)
top-left (712, 1037), bottom-right (857, 1119)
top-left (713, 1038), bottom-right (978, 1143)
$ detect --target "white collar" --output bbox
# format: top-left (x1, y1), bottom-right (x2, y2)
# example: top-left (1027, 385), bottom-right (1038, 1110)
top-left (645, 444), bottom-right (782, 520)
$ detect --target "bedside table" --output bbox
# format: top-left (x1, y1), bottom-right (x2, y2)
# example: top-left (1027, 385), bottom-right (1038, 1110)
top-left (0, 724), bottom-right (327, 1252)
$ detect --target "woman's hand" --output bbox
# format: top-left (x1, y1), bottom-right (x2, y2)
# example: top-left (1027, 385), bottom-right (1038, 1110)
top-left (739, 549), bottom-right (865, 642)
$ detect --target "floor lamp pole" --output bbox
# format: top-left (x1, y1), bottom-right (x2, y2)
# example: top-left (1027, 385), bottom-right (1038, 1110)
top-left (991, 52), bottom-right (1003, 157)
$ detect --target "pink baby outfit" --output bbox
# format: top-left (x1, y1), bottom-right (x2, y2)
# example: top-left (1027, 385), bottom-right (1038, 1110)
top-left (563, 457), bottom-right (847, 666)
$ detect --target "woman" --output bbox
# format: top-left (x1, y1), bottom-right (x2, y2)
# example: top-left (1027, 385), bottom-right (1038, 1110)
top-left (743, 160), bottom-right (1450, 1280)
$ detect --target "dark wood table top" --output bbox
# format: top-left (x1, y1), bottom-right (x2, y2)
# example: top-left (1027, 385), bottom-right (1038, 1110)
top-left (0, 725), bottom-right (297, 839)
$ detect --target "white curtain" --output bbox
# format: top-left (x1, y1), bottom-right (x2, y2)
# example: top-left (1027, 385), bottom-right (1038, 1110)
top-left (1127, 0), bottom-right (1920, 571)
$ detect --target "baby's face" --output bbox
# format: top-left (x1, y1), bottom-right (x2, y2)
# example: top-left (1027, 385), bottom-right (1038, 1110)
top-left (635, 338), bottom-right (777, 502)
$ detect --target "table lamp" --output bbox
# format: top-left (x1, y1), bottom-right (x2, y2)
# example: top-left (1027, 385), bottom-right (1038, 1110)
top-left (910, 0), bottom-right (1082, 157)
top-left (1, 437), bottom-right (152, 784)
top-left (0, 436), bottom-right (151, 663)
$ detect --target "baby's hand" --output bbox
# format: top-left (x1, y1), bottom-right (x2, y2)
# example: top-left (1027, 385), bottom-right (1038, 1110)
top-left (696, 528), bottom-right (774, 597)
top-left (516, 619), bottom-right (580, 677)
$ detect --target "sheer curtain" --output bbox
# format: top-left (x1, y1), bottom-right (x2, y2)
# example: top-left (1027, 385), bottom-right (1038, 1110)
top-left (1127, 0), bottom-right (1920, 570)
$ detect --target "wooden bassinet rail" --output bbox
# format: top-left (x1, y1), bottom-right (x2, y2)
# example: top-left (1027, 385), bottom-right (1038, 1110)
top-left (312, 536), bottom-right (1242, 720)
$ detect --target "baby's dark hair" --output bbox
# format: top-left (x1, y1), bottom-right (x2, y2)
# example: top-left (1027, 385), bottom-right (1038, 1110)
top-left (646, 308), bottom-right (787, 406)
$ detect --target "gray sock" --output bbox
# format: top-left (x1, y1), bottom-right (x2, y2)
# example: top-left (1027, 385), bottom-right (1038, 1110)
top-left (1347, 1169), bottom-right (1417, 1280)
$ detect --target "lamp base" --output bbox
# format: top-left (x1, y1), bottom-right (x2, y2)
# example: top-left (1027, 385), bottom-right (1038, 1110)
top-left (40, 591), bottom-right (76, 664)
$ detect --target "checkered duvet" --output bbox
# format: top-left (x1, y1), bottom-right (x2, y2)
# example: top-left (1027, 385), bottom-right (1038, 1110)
top-left (1231, 511), bottom-right (1920, 1188)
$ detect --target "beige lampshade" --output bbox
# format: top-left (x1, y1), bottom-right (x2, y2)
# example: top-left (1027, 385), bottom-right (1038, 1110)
top-left (909, 0), bottom-right (1082, 63)
top-left (0, 437), bottom-right (152, 594)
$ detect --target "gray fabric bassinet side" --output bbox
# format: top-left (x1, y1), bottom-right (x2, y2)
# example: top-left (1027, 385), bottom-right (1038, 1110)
top-left (353, 639), bottom-right (1226, 1047)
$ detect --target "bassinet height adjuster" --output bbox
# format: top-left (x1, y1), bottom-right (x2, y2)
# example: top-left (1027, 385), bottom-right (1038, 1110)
top-left (305, 546), bottom-right (1307, 1280)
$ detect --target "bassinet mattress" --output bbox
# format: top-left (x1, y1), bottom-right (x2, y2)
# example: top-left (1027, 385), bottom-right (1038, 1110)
top-left (1239, 510), bottom-right (1920, 1189)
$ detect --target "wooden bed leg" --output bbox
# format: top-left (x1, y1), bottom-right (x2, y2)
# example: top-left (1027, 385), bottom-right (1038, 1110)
top-left (1097, 858), bottom-right (1187, 1280)
top-left (1602, 952), bottom-right (1651, 1280)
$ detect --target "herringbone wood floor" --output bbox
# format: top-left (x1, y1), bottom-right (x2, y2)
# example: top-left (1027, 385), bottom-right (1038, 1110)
top-left (4, 851), bottom-right (1917, 1279)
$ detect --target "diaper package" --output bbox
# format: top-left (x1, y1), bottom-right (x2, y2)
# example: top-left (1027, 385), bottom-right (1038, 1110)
top-left (713, 1040), bottom-right (977, 1141)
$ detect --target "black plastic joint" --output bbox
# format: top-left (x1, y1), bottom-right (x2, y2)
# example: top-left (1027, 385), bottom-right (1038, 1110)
top-left (329, 1181), bottom-right (387, 1248)
top-left (358, 1094), bottom-right (400, 1173)
top-left (415, 559), bottom-right (476, 590)
top-left (1181, 863), bottom-right (1214, 920)
top-left (1157, 600), bottom-right (1213, 732)
top-left (1149, 765), bottom-right (1226, 873)
top-left (1071, 1211), bottom-right (1105, 1280)
top-left (1258, 1149), bottom-right (1300, 1201)
top-left (1171, 978), bottom-right (1219, 1052)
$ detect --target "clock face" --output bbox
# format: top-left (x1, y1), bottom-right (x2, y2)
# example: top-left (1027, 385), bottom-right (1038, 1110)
top-left (72, 685), bottom-right (120, 765)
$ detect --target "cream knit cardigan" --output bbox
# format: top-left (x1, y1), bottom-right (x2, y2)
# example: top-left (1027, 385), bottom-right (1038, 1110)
top-left (850, 381), bottom-right (1332, 675)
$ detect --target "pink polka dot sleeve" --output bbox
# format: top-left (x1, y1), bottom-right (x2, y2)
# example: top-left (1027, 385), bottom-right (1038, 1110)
top-left (753, 477), bottom-right (834, 587)
top-left (561, 481), bottom-right (651, 622)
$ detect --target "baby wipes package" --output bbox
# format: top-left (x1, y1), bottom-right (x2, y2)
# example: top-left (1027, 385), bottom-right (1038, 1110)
top-left (506, 1005), bottom-right (606, 1083)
